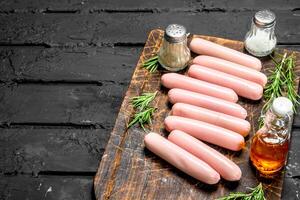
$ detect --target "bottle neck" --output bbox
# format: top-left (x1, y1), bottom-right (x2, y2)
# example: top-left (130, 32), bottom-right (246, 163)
top-left (260, 108), bottom-right (290, 144)
top-left (265, 108), bottom-right (289, 129)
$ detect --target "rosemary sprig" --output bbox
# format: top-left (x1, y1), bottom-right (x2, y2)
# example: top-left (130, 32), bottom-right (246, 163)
top-left (128, 91), bottom-right (157, 131)
top-left (131, 92), bottom-right (157, 111)
top-left (262, 53), bottom-right (287, 112)
top-left (285, 54), bottom-right (300, 111)
top-left (216, 183), bottom-right (266, 200)
top-left (127, 107), bottom-right (156, 131)
top-left (259, 52), bottom-right (299, 128)
top-left (142, 55), bottom-right (159, 73)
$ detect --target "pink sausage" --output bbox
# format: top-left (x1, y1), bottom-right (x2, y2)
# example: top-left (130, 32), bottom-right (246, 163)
top-left (193, 55), bottom-right (267, 86)
top-left (164, 116), bottom-right (245, 151)
top-left (188, 64), bottom-right (263, 100)
top-left (189, 38), bottom-right (262, 71)
top-left (144, 132), bottom-right (220, 184)
top-left (168, 88), bottom-right (247, 119)
top-left (168, 130), bottom-right (242, 181)
top-left (172, 103), bottom-right (250, 136)
top-left (161, 73), bottom-right (238, 102)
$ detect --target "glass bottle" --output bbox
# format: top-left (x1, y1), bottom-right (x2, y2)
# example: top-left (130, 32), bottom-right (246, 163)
top-left (244, 10), bottom-right (277, 57)
top-left (158, 24), bottom-right (191, 71)
top-left (250, 97), bottom-right (293, 177)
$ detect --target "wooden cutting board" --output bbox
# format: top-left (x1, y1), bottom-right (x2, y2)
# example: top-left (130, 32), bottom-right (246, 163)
top-left (94, 29), bottom-right (300, 200)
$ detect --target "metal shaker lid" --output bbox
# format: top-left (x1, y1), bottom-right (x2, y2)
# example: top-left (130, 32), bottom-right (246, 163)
top-left (164, 24), bottom-right (187, 43)
top-left (253, 10), bottom-right (276, 28)
top-left (271, 97), bottom-right (293, 117)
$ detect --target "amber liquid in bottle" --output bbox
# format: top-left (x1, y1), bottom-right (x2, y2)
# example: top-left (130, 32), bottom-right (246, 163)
top-left (250, 130), bottom-right (289, 177)
top-left (250, 106), bottom-right (290, 177)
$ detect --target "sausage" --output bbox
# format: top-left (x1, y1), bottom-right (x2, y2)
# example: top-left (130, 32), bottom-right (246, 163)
top-left (144, 132), bottom-right (220, 184)
top-left (189, 38), bottom-right (262, 71)
top-left (161, 73), bottom-right (238, 102)
top-left (168, 130), bottom-right (242, 181)
top-left (171, 103), bottom-right (250, 136)
top-left (164, 116), bottom-right (245, 151)
top-left (188, 64), bottom-right (263, 100)
top-left (193, 55), bottom-right (267, 86)
top-left (168, 88), bottom-right (247, 119)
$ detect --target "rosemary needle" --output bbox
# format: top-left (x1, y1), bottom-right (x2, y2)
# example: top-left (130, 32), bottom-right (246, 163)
top-left (284, 54), bottom-right (300, 111)
top-left (259, 52), bottom-right (299, 128)
top-left (131, 91), bottom-right (157, 111)
top-left (128, 92), bottom-right (157, 131)
top-left (262, 53), bottom-right (287, 112)
top-left (142, 55), bottom-right (159, 73)
top-left (216, 183), bottom-right (266, 200)
top-left (127, 107), bottom-right (156, 131)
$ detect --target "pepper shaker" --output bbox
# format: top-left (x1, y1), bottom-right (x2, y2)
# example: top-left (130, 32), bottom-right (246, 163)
top-left (158, 24), bottom-right (191, 71)
top-left (244, 10), bottom-right (277, 57)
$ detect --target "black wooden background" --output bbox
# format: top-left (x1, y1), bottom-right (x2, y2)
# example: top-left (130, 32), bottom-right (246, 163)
top-left (0, 1), bottom-right (299, 199)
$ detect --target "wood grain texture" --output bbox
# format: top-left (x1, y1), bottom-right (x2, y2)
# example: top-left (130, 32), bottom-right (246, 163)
top-left (281, 127), bottom-right (300, 200)
top-left (0, 0), bottom-right (299, 199)
top-left (0, 129), bottom-right (107, 174)
top-left (0, 84), bottom-right (124, 126)
top-left (0, 175), bottom-right (94, 200)
top-left (282, 128), bottom-right (300, 199)
top-left (94, 29), bottom-right (300, 200)
top-left (0, 46), bottom-right (140, 83)
top-left (285, 129), bottom-right (300, 178)
top-left (0, 11), bottom-right (299, 46)
top-left (0, 0), bottom-right (299, 13)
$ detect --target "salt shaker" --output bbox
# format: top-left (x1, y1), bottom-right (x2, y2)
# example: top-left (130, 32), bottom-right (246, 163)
top-left (158, 24), bottom-right (191, 71)
top-left (244, 10), bottom-right (277, 57)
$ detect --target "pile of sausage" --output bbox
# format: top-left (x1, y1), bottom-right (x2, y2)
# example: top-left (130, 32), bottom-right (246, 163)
top-left (144, 38), bottom-right (267, 184)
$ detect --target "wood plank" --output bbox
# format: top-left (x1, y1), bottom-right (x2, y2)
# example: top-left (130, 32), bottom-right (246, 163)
top-left (277, 45), bottom-right (300, 51)
top-left (0, 0), bottom-right (298, 13)
top-left (282, 177), bottom-right (300, 200)
top-left (0, 84), bottom-right (125, 125)
top-left (0, 175), bottom-right (94, 200)
top-left (282, 129), bottom-right (300, 199)
top-left (0, 129), bottom-right (107, 174)
top-left (0, 0), bottom-right (186, 13)
top-left (293, 103), bottom-right (300, 127)
top-left (0, 46), bottom-right (141, 83)
top-left (94, 29), bottom-right (300, 200)
top-left (0, 11), bottom-right (299, 46)
top-left (286, 129), bottom-right (300, 177)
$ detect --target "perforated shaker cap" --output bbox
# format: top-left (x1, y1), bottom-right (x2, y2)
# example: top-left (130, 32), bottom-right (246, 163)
top-left (253, 10), bottom-right (276, 28)
top-left (164, 24), bottom-right (187, 43)
top-left (271, 97), bottom-right (293, 117)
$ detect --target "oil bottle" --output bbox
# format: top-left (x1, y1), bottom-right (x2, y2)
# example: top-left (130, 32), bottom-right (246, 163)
top-left (250, 97), bottom-right (293, 177)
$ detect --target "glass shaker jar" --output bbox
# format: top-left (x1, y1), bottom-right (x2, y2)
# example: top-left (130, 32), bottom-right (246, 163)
top-left (158, 24), bottom-right (191, 71)
top-left (244, 10), bottom-right (277, 57)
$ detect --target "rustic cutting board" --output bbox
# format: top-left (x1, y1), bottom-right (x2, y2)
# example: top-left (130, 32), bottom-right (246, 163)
top-left (94, 29), bottom-right (300, 200)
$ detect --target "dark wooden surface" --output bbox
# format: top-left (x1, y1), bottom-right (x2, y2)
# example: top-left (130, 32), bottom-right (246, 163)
top-left (0, 0), bottom-right (299, 199)
top-left (93, 29), bottom-right (300, 200)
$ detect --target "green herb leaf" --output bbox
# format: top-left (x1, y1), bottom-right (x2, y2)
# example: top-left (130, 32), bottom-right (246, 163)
top-left (142, 55), bottom-right (159, 73)
top-left (259, 52), bottom-right (299, 128)
top-left (127, 107), bottom-right (156, 131)
top-left (284, 54), bottom-right (300, 111)
top-left (131, 92), bottom-right (157, 111)
top-left (128, 91), bottom-right (157, 131)
top-left (216, 183), bottom-right (266, 200)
